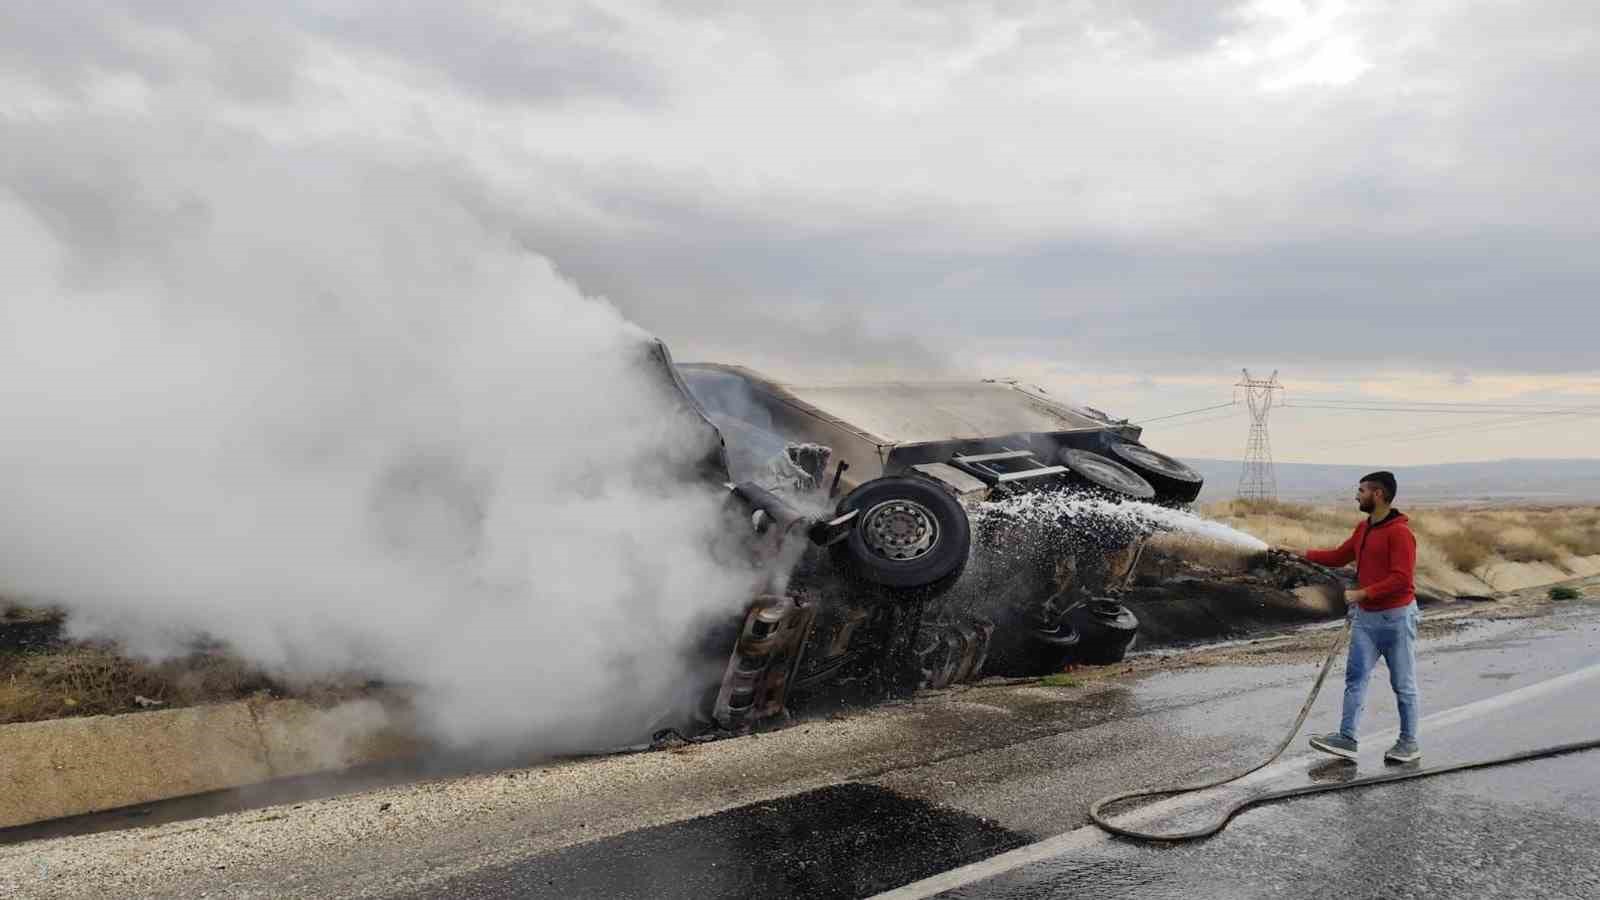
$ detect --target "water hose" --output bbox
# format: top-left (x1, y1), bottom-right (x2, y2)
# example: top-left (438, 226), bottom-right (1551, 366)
top-left (1089, 617), bottom-right (1600, 842)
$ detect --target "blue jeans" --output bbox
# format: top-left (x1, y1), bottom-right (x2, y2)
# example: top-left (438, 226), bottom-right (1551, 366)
top-left (1340, 603), bottom-right (1420, 742)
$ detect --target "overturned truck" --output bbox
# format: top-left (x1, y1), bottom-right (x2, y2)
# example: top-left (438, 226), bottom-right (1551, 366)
top-left (648, 341), bottom-right (1206, 737)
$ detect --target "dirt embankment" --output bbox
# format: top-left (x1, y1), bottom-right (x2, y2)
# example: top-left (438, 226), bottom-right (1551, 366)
top-left (0, 605), bottom-right (366, 726)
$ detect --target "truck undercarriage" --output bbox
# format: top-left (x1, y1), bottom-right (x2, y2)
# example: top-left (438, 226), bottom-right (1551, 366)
top-left (645, 341), bottom-right (1208, 737)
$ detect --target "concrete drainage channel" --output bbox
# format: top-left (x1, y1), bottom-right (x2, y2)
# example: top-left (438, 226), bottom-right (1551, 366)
top-left (0, 697), bottom-right (419, 833)
top-left (1, 570), bottom-right (1591, 842)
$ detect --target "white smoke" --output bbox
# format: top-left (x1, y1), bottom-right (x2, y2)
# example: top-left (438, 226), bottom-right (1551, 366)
top-left (0, 76), bottom-right (765, 748)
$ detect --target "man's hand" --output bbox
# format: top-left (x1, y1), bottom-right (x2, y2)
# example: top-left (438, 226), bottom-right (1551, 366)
top-left (1344, 588), bottom-right (1369, 606)
top-left (1271, 545), bottom-right (1300, 558)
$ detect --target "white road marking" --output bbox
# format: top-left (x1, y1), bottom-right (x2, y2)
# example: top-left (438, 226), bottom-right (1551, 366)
top-left (875, 658), bottom-right (1600, 899)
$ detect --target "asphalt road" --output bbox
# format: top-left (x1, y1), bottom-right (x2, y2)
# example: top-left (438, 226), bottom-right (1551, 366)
top-left (893, 629), bottom-right (1600, 900)
top-left (4, 594), bottom-right (1598, 899)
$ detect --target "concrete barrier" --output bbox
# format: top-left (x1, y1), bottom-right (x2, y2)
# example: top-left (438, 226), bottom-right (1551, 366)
top-left (0, 697), bottom-right (415, 830)
top-left (1478, 554), bottom-right (1600, 592)
top-left (1415, 553), bottom-right (1600, 598)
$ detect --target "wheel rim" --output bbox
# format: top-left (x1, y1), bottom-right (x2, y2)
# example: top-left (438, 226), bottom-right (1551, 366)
top-left (861, 498), bottom-right (939, 561)
top-left (1078, 456), bottom-right (1127, 485)
top-left (1112, 444), bottom-right (1199, 481)
top-left (1075, 457), bottom-right (1143, 494)
top-left (1031, 623), bottom-right (1080, 646)
top-left (1089, 601), bottom-right (1126, 620)
top-left (1060, 450), bottom-right (1156, 499)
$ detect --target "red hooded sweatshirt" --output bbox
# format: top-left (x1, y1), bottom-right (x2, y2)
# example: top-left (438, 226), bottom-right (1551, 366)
top-left (1305, 510), bottom-right (1417, 611)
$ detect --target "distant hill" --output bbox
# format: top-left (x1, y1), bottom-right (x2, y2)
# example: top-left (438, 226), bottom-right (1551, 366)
top-left (1184, 458), bottom-right (1600, 506)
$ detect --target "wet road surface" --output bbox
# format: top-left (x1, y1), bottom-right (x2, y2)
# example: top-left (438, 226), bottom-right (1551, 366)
top-left (436, 602), bottom-right (1600, 900)
top-left (895, 612), bottom-right (1600, 899)
top-left (396, 783), bottom-right (1026, 900)
top-left (929, 750), bottom-right (1600, 899)
top-left (5, 597), bottom-right (1599, 899)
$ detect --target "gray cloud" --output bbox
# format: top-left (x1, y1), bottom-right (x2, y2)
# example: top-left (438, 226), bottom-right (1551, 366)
top-left (0, 4), bottom-right (172, 90)
top-left (1091, 0), bottom-right (1244, 54)
top-left (323, 1), bottom-right (664, 107)
top-left (3, 1), bottom-right (1597, 377)
top-left (0, 2), bottom-right (306, 102)
top-left (1, 2), bottom-right (661, 108)
top-left (918, 228), bottom-right (1600, 374)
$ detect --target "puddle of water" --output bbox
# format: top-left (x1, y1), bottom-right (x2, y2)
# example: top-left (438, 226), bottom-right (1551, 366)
top-left (396, 783), bottom-right (1027, 900)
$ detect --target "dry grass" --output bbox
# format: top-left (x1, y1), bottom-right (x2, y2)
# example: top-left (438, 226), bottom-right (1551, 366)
top-left (1202, 501), bottom-right (1600, 583)
top-left (0, 642), bottom-right (281, 725)
top-left (1551, 524), bottom-right (1600, 557)
top-left (1433, 529), bottom-right (1492, 572)
top-left (1, 602), bottom-right (379, 724)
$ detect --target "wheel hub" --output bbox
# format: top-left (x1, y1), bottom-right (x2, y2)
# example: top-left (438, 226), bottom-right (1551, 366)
top-left (1079, 458), bottom-right (1120, 482)
top-left (1118, 445), bottom-right (1189, 478)
top-left (861, 499), bottom-right (939, 561)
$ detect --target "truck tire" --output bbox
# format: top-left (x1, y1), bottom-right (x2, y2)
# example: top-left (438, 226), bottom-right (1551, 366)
top-left (831, 476), bottom-right (972, 592)
top-left (989, 621), bottom-right (1083, 676)
top-left (1104, 442), bottom-right (1204, 505)
top-left (1069, 599), bottom-right (1140, 664)
top-left (1057, 449), bottom-right (1157, 501)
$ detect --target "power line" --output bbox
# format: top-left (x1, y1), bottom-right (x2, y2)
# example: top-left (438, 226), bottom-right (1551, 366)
top-left (1146, 408), bottom-right (1245, 430)
top-left (1132, 395), bottom-right (1599, 427)
top-left (1132, 401), bottom-right (1238, 425)
top-left (1304, 411), bottom-right (1544, 452)
top-left (1126, 386), bottom-right (1599, 457)
top-left (1282, 403), bottom-right (1600, 415)
top-left (1305, 407), bottom-right (1600, 452)
top-left (1375, 409), bottom-right (1600, 444)
top-left (1282, 397), bottom-right (1600, 411)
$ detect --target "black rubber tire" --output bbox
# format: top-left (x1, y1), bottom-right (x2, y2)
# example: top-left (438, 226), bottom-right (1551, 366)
top-left (1057, 449), bottom-right (1157, 501)
top-left (1068, 599), bottom-right (1140, 664)
top-left (1104, 442), bottom-right (1204, 505)
top-left (986, 621), bottom-right (1082, 676)
top-left (1023, 622), bottom-right (1083, 674)
top-left (831, 476), bottom-right (972, 591)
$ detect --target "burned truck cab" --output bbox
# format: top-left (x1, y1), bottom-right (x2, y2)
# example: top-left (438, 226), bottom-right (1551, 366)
top-left (661, 351), bottom-right (1204, 735)
top-left (677, 364), bottom-right (1200, 502)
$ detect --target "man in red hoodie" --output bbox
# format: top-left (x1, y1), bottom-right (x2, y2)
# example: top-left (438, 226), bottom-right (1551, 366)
top-left (1278, 471), bottom-right (1421, 763)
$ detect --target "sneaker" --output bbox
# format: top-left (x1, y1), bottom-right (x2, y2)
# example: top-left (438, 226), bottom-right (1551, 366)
top-left (1385, 739), bottom-right (1422, 764)
top-left (1309, 732), bottom-right (1359, 760)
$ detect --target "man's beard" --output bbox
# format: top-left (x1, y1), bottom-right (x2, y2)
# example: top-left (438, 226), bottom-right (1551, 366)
top-left (1358, 498), bottom-right (1375, 513)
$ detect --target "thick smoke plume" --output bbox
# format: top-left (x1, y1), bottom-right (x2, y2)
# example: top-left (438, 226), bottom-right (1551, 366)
top-left (1, 95), bottom-right (763, 750)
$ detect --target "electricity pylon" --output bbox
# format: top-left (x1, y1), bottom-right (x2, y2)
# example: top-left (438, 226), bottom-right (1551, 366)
top-left (1236, 370), bottom-right (1283, 501)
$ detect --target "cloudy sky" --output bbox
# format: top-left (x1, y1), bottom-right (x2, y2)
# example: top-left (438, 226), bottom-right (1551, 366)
top-left (4, 0), bottom-right (1598, 465)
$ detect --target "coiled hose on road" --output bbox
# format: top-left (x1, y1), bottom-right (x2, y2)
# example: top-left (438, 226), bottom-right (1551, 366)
top-left (1089, 617), bottom-right (1600, 843)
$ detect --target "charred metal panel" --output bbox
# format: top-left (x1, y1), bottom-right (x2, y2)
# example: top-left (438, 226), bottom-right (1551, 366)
top-left (914, 616), bottom-right (995, 689)
top-left (713, 595), bottom-right (817, 732)
top-left (778, 382), bottom-right (1109, 445)
top-left (673, 361), bottom-right (1145, 494)
top-left (643, 340), bottom-right (730, 481)
top-left (678, 363), bottom-right (891, 491)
